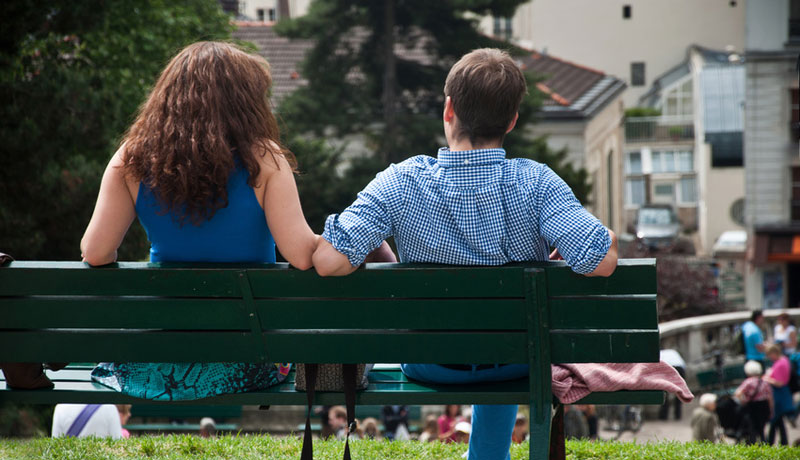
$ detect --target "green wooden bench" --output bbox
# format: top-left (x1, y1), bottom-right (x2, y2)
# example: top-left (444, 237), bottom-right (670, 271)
top-left (0, 259), bottom-right (661, 460)
top-left (695, 364), bottom-right (746, 392)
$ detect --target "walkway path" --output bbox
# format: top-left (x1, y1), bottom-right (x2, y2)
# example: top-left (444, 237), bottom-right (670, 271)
top-left (608, 399), bottom-right (800, 445)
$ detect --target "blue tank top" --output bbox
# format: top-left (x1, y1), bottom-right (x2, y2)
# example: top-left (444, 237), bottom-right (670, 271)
top-left (135, 165), bottom-right (275, 263)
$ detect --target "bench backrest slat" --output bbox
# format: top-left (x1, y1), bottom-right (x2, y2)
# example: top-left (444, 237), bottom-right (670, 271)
top-left (545, 259), bottom-right (657, 296)
top-left (247, 266), bottom-right (525, 298)
top-left (3, 298), bottom-right (251, 330)
top-left (255, 299), bottom-right (526, 330)
top-left (548, 295), bottom-right (658, 330)
top-left (0, 260), bottom-right (658, 366)
top-left (0, 264), bottom-right (242, 297)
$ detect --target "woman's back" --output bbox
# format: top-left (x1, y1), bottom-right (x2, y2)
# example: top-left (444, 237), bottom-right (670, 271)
top-left (83, 42), bottom-right (318, 401)
top-left (137, 163), bottom-right (274, 263)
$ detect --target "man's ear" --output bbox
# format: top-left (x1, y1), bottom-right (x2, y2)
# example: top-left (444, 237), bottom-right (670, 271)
top-left (505, 112), bottom-right (519, 134)
top-left (444, 96), bottom-right (455, 123)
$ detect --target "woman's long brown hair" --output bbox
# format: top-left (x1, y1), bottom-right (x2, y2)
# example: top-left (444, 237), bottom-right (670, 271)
top-left (121, 41), bottom-right (296, 225)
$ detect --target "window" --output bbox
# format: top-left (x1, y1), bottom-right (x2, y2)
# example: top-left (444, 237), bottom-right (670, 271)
top-left (256, 8), bottom-right (265, 21)
top-left (268, 8), bottom-right (276, 21)
top-left (622, 5), bottom-right (631, 19)
top-left (677, 151), bottom-right (694, 172)
top-left (626, 178), bottom-right (645, 206)
top-left (626, 152), bottom-right (642, 174)
top-left (656, 151), bottom-right (674, 173)
top-left (493, 17), bottom-right (512, 40)
top-left (631, 62), bottom-right (645, 86)
top-left (680, 176), bottom-right (697, 203)
top-left (219, 0), bottom-right (239, 14)
top-left (791, 88), bottom-right (799, 143)
top-left (662, 78), bottom-right (693, 117)
top-left (707, 132), bottom-right (743, 167)
top-left (654, 183), bottom-right (674, 197)
top-left (791, 0), bottom-right (800, 43)
top-left (792, 166), bottom-right (800, 222)
top-left (652, 150), bottom-right (693, 173)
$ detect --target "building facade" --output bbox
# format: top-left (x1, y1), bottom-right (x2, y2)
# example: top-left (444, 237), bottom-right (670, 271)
top-left (623, 45), bottom-right (747, 256)
top-left (744, 0), bottom-right (800, 311)
top-left (519, 52), bottom-right (627, 233)
top-left (226, 0), bottom-right (310, 21)
top-left (480, 0), bottom-right (745, 107)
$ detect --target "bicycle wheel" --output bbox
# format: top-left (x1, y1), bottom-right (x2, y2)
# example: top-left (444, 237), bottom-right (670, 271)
top-left (599, 405), bottom-right (625, 440)
top-left (626, 405), bottom-right (644, 433)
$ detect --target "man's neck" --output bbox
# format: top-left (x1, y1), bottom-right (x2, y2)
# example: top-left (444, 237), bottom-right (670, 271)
top-left (447, 140), bottom-right (502, 152)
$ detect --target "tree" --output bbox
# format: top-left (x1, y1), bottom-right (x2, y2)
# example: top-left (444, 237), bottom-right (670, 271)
top-left (276, 0), bottom-right (591, 204)
top-left (0, 0), bottom-right (233, 260)
top-left (620, 244), bottom-right (729, 322)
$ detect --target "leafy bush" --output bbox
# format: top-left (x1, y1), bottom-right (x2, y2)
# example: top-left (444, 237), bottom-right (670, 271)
top-left (625, 107), bottom-right (662, 118)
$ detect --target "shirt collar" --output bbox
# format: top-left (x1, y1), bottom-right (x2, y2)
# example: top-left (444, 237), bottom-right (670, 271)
top-left (436, 147), bottom-right (506, 167)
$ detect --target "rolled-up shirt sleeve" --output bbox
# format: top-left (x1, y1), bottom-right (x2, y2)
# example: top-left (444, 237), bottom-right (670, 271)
top-left (322, 166), bottom-right (401, 267)
top-left (535, 165), bottom-right (611, 274)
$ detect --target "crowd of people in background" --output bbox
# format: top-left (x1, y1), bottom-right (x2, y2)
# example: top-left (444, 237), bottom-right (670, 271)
top-left (691, 310), bottom-right (800, 446)
top-left (734, 310), bottom-right (800, 446)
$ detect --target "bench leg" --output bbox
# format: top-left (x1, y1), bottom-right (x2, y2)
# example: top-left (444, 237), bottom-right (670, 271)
top-left (548, 404), bottom-right (565, 460)
top-left (529, 415), bottom-right (551, 460)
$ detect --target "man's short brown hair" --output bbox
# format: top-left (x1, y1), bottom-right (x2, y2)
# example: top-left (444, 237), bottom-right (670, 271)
top-left (444, 48), bottom-right (527, 145)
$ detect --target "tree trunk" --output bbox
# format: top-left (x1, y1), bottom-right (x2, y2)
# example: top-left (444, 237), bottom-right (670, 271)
top-left (381, 0), bottom-right (397, 163)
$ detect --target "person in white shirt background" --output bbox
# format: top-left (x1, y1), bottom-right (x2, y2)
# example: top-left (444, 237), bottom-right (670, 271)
top-left (51, 404), bottom-right (122, 439)
top-left (774, 313), bottom-right (797, 356)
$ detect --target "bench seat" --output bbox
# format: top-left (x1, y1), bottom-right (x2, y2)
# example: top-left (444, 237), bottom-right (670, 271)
top-left (0, 364), bottom-right (664, 406)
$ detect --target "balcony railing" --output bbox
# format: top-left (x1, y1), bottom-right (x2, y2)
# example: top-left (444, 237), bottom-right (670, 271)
top-left (625, 116), bottom-right (694, 143)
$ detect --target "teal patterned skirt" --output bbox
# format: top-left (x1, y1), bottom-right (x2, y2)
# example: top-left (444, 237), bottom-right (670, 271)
top-left (91, 362), bottom-right (291, 401)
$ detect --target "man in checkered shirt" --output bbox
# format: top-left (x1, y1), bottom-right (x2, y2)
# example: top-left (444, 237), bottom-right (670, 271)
top-left (313, 48), bottom-right (618, 460)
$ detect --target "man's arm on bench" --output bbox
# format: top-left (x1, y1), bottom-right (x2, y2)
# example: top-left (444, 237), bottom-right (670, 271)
top-left (313, 239), bottom-right (396, 276)
top-left (586, 229), bottom-right (618, 277)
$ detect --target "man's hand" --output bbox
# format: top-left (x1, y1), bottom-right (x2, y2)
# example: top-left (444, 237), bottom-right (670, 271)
top-left (364, 241), bottom-right (397, 263)
top-left (549, 249), bottom-right (563, 260)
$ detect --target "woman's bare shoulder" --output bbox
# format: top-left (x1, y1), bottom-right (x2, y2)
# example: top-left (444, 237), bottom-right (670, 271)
top-left (110, 143), bottom-right (140, 200)
top-left (254, 140), bottom-right (293, 176)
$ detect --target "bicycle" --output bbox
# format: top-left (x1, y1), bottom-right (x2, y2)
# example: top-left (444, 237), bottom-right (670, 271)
top-left (599, 404), bottom-right (644, 440)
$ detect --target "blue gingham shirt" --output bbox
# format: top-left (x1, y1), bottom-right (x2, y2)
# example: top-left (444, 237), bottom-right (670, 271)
top-left (322, 147), bottom-right (611, 274)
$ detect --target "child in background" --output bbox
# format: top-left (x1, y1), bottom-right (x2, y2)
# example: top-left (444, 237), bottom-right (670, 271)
top-left (511, 414), bottom-right (528, 444)
top-left (418, 414), bottom-right (439, 442)
top-left (116, 404), bottom-right (131, 438)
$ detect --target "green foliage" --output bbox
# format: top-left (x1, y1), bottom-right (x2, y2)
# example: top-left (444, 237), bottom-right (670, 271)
top-left (0, 0), bottom-right (233, 260)
top-left (275, 0), bottom-right (592, 206)
top-left (0, 435), bottom-right (797, 460)
top-left (0, 403), bottom-right (53, 438)
top-left (625, 107), bottom-right (662, 118)
top-left (621, 242), bottom-right (728, 321)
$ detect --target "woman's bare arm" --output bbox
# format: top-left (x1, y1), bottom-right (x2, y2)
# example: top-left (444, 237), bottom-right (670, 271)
top-left (80, 149), bottom-right (137, 266)
top-left (259, 154), bottom-right (319, 270)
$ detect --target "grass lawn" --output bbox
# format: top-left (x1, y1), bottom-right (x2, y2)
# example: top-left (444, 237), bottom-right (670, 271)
top-left (0, 435), bottom-right (797, 459)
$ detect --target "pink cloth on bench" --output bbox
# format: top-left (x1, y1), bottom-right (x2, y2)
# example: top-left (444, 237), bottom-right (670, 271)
top-left (551, 362), bottom-right (694, 404)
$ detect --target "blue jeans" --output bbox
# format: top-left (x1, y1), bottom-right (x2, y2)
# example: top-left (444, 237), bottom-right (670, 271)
top-left (401, 364), bottom-right (529, 460)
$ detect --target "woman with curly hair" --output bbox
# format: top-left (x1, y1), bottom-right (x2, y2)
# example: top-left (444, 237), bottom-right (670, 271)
top-left (80, 41), bottom-right (317, 400)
